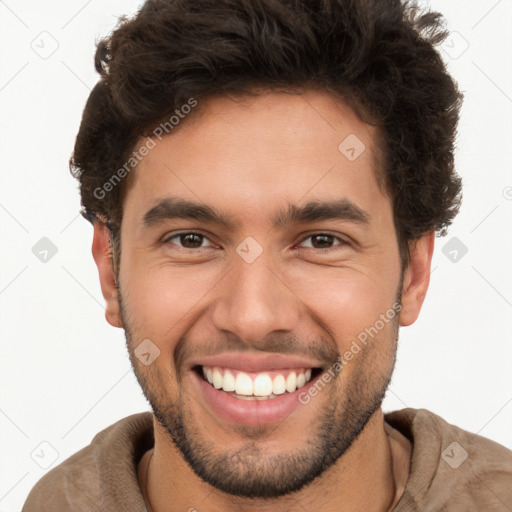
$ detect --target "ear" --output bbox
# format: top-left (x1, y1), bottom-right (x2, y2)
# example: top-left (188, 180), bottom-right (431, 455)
top-left (399, 232), bottom-right (435, 327)
top-left (92, 221), bottom-right (123, 328)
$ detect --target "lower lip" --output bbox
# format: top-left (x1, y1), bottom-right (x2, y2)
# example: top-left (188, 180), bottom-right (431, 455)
top-left (192, 370), bottom-right (320, 425)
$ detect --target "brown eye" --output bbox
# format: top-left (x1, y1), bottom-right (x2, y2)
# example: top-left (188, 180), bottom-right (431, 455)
top-left (179, 233), bottom-right (204, 248)
top-left (164, 232), bottom-right (212, 249)
top-left (298, 233), bottom-right (346, 250)
top-left (311, 234), bottom-right (334, 248)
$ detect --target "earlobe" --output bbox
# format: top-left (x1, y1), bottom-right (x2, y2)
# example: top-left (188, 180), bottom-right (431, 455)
top-left (399, 232), bottom-right (435, 327)
top-left (91, 221), bottom-right (123, 328)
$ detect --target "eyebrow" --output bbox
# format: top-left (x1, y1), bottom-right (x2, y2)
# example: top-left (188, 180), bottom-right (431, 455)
top-left (142, 196), bottom-right (370, 229)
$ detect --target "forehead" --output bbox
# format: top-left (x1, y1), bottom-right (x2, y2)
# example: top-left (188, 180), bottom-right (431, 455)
top-left (123, 90), bottom-right (389, 228)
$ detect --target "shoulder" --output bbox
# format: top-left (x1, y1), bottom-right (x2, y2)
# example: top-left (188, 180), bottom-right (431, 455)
top-left (22, 412), bottom-right (153, 512)
top-left (386, 408), bottom-right (512, 511)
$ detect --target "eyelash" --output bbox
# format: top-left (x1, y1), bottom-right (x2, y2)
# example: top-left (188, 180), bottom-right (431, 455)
top-left (162, 231), bottom-right (349, 252)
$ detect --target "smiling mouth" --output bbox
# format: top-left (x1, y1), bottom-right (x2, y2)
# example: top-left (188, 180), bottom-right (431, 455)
top-left (194, 365), bottom-right (323, 400)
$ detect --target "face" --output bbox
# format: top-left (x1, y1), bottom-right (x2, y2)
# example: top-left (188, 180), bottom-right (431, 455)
top-left (94, 90), bottom-right (432, 498)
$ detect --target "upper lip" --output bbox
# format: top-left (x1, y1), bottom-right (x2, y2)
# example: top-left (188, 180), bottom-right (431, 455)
top-left (189, 352), bottom-right (324, 373)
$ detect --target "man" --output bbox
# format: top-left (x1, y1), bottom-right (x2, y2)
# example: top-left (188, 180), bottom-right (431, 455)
top-left (23, 0), bottom-right (512, 510)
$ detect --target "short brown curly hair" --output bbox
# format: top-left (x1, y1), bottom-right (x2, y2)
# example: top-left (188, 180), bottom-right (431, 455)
top-left (71, 0), bottom-right (463, 270)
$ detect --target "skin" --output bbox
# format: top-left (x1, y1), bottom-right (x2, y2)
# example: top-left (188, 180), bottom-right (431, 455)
top-left (92, 90), bottom-right (433, 511)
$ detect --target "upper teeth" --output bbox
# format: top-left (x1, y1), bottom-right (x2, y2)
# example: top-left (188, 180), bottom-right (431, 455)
top-left (202, 366), bottom-right (313, 397)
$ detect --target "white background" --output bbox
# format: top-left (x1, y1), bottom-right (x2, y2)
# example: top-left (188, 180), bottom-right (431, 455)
top-left (1, 1), bottom-right (511, 510)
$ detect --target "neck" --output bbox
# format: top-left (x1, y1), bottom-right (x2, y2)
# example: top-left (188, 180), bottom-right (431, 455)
top-left (139, 408), bottom-right (411, 512)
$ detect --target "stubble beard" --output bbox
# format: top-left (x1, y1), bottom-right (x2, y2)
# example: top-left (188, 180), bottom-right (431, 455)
top-left (117, 270), bottom-right (402, 499)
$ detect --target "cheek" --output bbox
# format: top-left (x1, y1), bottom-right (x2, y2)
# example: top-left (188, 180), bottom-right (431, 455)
top-left (282, 263), bottom-right (398, 344)
top-left (121, 261), bottom-right (219, 339)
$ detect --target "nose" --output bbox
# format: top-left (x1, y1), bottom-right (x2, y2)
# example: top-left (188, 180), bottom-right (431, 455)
top-left (211, 247), bottom-right (301, 347)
